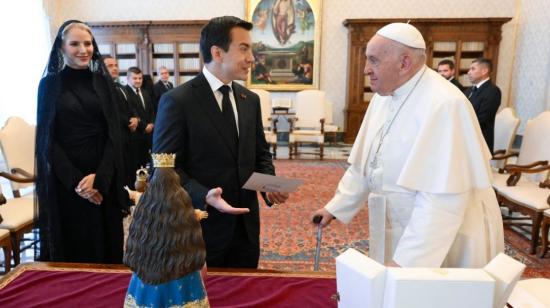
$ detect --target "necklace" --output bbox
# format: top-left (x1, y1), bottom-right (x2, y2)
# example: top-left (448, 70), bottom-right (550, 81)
top-left (369, 67), bottom-right (427, 169)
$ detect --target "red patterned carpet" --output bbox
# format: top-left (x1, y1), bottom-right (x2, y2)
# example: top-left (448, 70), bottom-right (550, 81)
top-left (258, 160), bottom-right (550, 278)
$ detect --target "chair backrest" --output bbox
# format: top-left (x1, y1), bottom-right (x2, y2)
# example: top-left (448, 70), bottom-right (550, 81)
top-left (518, 111), bottom-right (550, 182)
top-left (251, 89), bottom-right (273, 129)
top-left (324, 99), bottom-right (334, 124)
top-left (273, 97), bottom-right (292, 109)
top-left (0, 117), bottom-right (35, 191)
top-left (494, 107), bottom-right (520, 153)
top-left (294, 90), bottom-right (325, 129)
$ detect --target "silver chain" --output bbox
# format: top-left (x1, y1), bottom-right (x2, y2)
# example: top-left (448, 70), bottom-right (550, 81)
top-left (369, 67), bottom-right (427, 169)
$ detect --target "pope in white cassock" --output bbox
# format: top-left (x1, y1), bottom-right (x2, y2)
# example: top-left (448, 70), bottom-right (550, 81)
top-left (313, 23), bottom-right (504, 268)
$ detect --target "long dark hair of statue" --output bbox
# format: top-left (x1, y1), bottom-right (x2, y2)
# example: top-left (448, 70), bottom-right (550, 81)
top-left (124, 168), bottom-right (206, 285)
top-left (35, 20), bottom-right (128, 261)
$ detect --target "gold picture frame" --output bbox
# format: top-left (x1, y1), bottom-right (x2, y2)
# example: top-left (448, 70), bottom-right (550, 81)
top-left (246, 0), bottom-right (322, 91)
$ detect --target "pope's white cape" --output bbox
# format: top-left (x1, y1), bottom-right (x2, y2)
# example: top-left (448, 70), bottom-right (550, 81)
top-left (325, 67), bottom-right (504, 267)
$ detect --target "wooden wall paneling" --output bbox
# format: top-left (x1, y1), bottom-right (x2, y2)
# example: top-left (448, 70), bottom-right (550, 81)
top-left (342, 18), bottom-right (511, 143)
top-left (89, 20), bottom-right (207, 84)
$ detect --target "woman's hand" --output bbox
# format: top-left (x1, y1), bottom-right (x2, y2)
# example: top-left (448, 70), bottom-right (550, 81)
top-left (75, 174), bottom-right (102, 204)
top-left (76, 174), bottom-right (96, 194)
top-left (87, 191), bottom-right (103, 205)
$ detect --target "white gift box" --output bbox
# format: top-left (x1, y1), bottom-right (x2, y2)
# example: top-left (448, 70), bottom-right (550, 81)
top-left (508, 278), bottom-right (550, 308)
top-left (335, 249), bottom-right (527, 308)
top-left (382, 267), bottom-right (495, 308)
top-left (336, 248), bottom-right (386, 308)
top-left (483, 253), bottom-right (525, 308)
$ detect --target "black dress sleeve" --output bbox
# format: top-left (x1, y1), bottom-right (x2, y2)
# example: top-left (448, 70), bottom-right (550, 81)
top-left (51, 140), bottom-right (84, 190)
top-left (93, 135), bottom-right (115, 195)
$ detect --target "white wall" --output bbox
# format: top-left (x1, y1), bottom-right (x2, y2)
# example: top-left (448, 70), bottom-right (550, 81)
top-left (26, 0), bottom-right (550, 133)
top-left (0, 1), bottom-right (50, 125)
top-left (508, 0), bottom-right (550, 131)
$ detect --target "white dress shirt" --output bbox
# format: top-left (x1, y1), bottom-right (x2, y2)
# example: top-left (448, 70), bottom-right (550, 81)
top-left (202, 66), bottom-right (239, 135)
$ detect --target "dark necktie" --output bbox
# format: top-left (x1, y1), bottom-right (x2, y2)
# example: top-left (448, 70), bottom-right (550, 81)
top-left (219, 85), bottom-right (238, 139)
top-left (468, 86), bottom-right (477, 99)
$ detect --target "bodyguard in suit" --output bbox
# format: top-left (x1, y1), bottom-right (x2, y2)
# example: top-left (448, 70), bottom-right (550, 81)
top-left (102, 56), bottom-right (139, 186)
top-left (153, 66), bottom-right (174, 107)
top-left (125, 66), bottom-right (155, 179)
top-left (153, 16), bottom-right (289, 268)
top-left (466, 58), bottom-right (501, 154)
top-left (437, 59), bottom-right (464, 92)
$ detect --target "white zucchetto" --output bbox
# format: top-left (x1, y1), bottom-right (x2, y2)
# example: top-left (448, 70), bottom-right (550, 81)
top-left (376, 23), bottom-right (426, 49)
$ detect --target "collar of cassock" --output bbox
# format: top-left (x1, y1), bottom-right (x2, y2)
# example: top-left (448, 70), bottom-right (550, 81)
top-left (391, 65), bottom-right (426, 99)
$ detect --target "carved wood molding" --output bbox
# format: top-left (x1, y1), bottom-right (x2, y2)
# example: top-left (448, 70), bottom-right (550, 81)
top-left (88, 20), bottom-right (207, 80)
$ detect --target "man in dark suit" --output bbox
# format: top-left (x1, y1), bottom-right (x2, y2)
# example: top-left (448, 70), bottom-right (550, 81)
top-left (102, 56), bottom-right (139, 186)
top-left (437, 59), bottom-right (464, 92)
top-left (125, 66), bottom-right (155, 179)
top-left (465, 58), bottom-right (501, 154)
top-left (153, 16), bottom-right (289, 268)
top-left (153, 66), bottom-right (174, 107)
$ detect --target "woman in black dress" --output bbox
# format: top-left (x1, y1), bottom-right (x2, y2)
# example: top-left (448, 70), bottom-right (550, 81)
top-left (36, 20), bottom-right (130, 263)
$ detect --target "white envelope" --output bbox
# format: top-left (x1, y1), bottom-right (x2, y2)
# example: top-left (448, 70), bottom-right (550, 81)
top-left (242, 172), bottom-right (303, 193)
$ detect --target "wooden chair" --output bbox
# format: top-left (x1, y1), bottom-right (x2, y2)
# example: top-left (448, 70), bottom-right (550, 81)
top-left (539, 208), bottom-right (550, 258)
top-left (324, 99), bottom-right (339, 144)
top-left (0, 116), bottom-right (36, 265)
top-left (493, 111), bottom-right (550, 254)
top-left (491, 107), bottom-right (520, 170)
top-left (0, 117), bottom-right (35, 198)
top-left (0, 186), bottom-right (32, 267)
top-left (251, 89), bottom-right (278, 159)
top-left (0, 227), bottom-right (12, 274)
top-left (288, 90), bottom-right (325, 160)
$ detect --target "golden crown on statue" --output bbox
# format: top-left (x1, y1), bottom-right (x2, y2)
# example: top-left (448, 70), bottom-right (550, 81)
top-left (152, 153), bottom-right (176, 168)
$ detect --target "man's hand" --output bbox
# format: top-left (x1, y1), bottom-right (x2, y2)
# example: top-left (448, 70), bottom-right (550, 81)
top-left (128, 117), bottom-right (138, 132)
top-left (311, 208), bottom-right (335, 228)
top-left (145, 123), bottom-right (154, 134)
top-left (206, 187), bottom-right (250, 215)
top-left (266, 191), bottom-right (289, 205)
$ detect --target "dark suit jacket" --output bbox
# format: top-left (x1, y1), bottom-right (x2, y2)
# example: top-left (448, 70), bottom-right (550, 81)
top-left (449, 77), bottom-right (465, 92)
top-left (152, 73), bottom-right (274, 251)
top-left (465, 80), bottom-right (501, 153)
top-left (114, 84), bottom-right (138, 135)
top-left (124, 85), bottom-right (155, 138)
top-left (153, 80), bottom-right (174, 108)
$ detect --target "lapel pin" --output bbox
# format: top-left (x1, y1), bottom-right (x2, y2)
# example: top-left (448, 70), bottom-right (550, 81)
top-left (240, 93), bottom-right (247, 99)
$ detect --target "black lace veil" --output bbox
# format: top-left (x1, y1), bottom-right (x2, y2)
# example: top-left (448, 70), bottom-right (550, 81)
top-left (36, 20), bottom-right (129, 261)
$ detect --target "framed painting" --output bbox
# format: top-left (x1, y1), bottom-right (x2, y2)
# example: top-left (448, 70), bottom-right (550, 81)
top-left (246, 0), bottom-right (322, 91)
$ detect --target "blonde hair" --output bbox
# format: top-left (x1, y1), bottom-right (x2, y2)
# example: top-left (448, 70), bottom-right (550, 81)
top-left (61, 22), bottom-right (93, 42)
